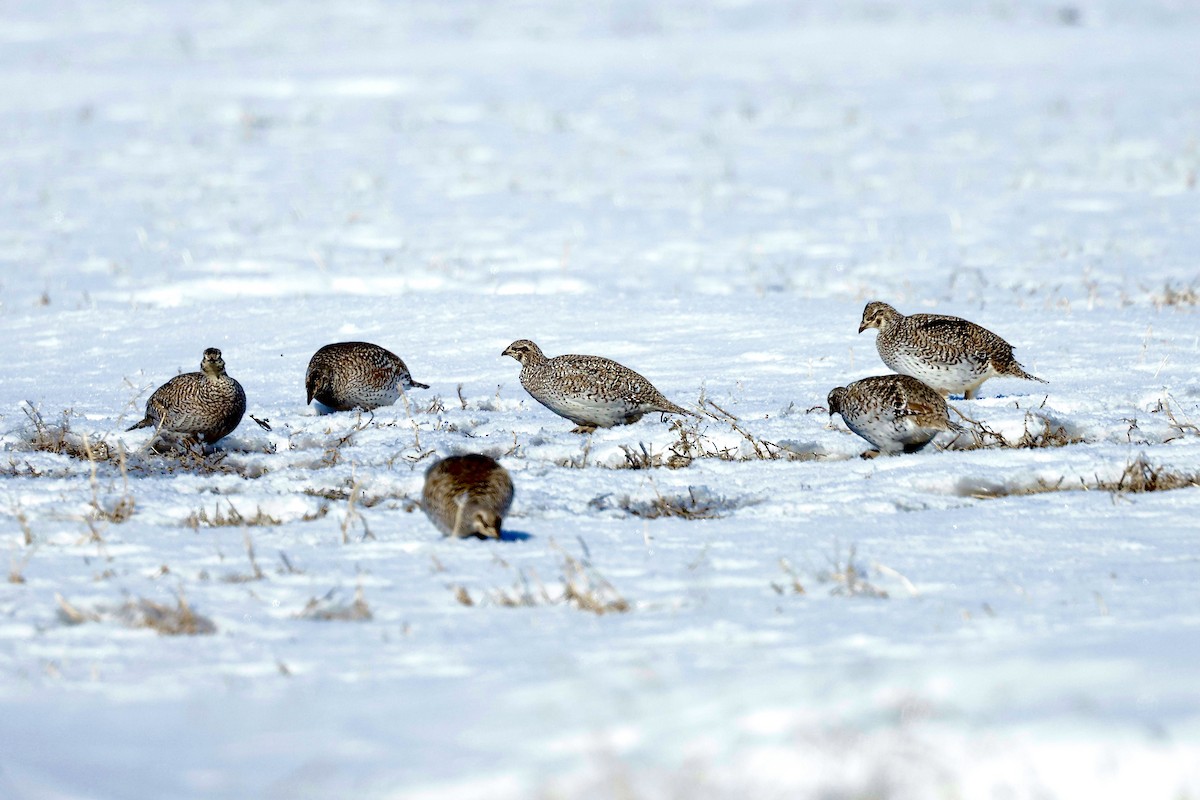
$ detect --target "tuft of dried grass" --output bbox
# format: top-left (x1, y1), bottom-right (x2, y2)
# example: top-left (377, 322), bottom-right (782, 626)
top-left (963, 455), bottom-right (1200, 499)
top-left (1151, 394), bottom-right (1200, 443)
top-left (952, 409), bottom-right (1083, 450)
top-left (770, 557), bottom-right (806, 596)
top-left (184, 503), bottom-right (282, 529)
top-left (56, 591), bottom-right (216, 635)
top-left (451, 539), bottom-right (630, 616)
top-left (220, 532), bottom-right (266, 583)
top-left (1152, 282), bottom-right (1199, 308)
top-left (589, 484), bottom-right (748, 520)
top-left (21, 405), bottom-right (267, 479)
top-left (339, 469), bottom-right (375, 543)
top-left (298, 586), bottom-right (373, 621)
top-left (9, 550), bottom-right (32, 584)
top-left (670, 406), bottom-right (824, 465)
top-left (22, 406), bottom-right (116, 462)
top-left (818, 545), bottom-right (889, 599)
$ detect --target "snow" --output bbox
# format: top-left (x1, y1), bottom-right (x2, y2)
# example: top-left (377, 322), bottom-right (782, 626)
top-left (2, 1), bottom-right (1200, 797)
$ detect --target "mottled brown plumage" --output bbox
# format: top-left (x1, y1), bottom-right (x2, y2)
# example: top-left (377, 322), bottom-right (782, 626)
top-left (305, 341), bottom-right (428, 412)
top-left (827, 374), bottom-right (961, 458)
top-left (422, 454), bottom-right (514, 539)
top-left (859, 301), bottom-right (1046, 399)
top-left (127, 348), bottom-right (246, 444)
top-left (502, 339), bottom-right (691, 433)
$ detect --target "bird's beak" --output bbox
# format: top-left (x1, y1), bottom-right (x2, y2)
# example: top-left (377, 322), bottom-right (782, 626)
top-left (501, 347), bottom-right (512, 358)
top-left (857, 321), bottom-right (868, 333)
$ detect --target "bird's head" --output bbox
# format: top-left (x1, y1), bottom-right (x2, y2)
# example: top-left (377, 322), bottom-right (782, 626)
top-left (201, 348), bottom-right (227, 376)
top-left (858, 301), bottom-right (900, 333)
top-left (502, 339), bottom-right (545, 366)
top-left (826, 387), bottom-right (848, 417)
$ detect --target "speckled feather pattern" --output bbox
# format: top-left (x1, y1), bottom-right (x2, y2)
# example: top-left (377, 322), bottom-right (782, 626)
top-left (306, 342), bottom-right (428, 412)
top-left (422, 454), bottom-right (514, 539)
top-left (828, 374), bottom-right (961, 456)
top-left (127, 348), bottom-right (246, 444)
top-left (860, 301), bottom-right (1046, 398)
top-left (502, 339), bottom-right (690, 431)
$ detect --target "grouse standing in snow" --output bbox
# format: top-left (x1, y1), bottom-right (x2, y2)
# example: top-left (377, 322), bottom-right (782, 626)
top-left (127, 348), bottom-right (246, 445)
top-left (305, 342), bottom-right (428, 412)
top-left (502, 339), bottom-right (692, 433)
top-left (858, 301), bottom-right (1046, 399)
top-left (827, 374), bottom-right (962, 458)
top-left (422, 454), bottom-right (514, 540)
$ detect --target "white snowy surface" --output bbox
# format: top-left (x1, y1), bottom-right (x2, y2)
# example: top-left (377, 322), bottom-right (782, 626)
top-left (2, 1), bottom-right (1200, 797)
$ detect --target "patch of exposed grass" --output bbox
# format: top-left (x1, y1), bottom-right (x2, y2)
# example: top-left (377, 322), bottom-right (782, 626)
top-left (1150, 394), bottom-right (1200, 443)
top-left (770, 557), bottom-right (807, 596)
top-left (654, 405), bottom-right (824, 467)
top-left (298, 586), bottom-right (372, 621)
top-left (23, 406), bottom-right (118, 462)
top-left (1152, 282), bottom-right (1199, 308)
top-left (961, 455), bottom-right (1200, 499)
top-left (300, 479), bottom-right (392, 510)
top-left (589, 484), bottom-right (742, 520)
top-left (184, 503), bottom-right (282, 529)
top-left (9, 550), bottom-right (32, 584)
top-left (773, 547), bottom-right (915, 600)
top-left (818, 545), bottom-right (891, 599)
top-left (953, 409), bottom-right (1083, 450)
top-left (56, 591), bottom-right (216, 635)
top-left (19, 405), bottom-right (267, 479)
top-left (220, 532), bottom-right (266, 583)
top-left (451, 539), bottom-right (630, 615)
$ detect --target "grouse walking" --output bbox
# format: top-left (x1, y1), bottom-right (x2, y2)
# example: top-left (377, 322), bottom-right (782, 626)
top-left (827, 374), bottom-right (962, 458)
top-left (422, 454), bottom-right (514, 539)
top-left (502, 339), bottom-right (691, 433)
top-left (127, 348), bottom-right (247, 445)
top-left (305, 342), bottom-right (428, 412)
top-left (858, 301), bottom-right (1046, 399)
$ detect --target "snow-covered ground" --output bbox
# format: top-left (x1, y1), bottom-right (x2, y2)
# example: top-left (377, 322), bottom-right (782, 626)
top-left (2, 1), bottom-right (1200, 797)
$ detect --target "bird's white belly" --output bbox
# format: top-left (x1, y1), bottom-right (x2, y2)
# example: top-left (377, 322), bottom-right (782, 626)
top-left (846, 413), bottom-right (935, 453)
top-left (885, 349), bottom-right (991, 395)
top-left (538, 395), bottom-right (638, 427)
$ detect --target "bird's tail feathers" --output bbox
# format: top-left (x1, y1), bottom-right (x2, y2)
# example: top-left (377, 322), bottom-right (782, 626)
top-left (1008, 363), bottom-right (1048, 384)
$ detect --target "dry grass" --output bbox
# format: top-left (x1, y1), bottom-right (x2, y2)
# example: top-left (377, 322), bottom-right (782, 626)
top-left (579, 402), bottom-right (820, 472)
top-left (773, 545), bottom-right (912, 600)
top-left (9, 550), bottom-right (32, 584)
top-left (589, 484), bottom-right (740, 520)
top-left (80, 437), bottom-right (135, 545)
top-left (1152, 282), bottom-right (1200, 308)
top-left (452, 540), bottom-right (630, 615)
top-left (11, 503), bottom-right (35, 547)
top-left (184, 503), bottom-right (283, 529)
top-left (952, 409), bottom-right (1083, 450)
top-left (23, 406), bottom-right (119, 462)
top-left (56, 591), bottom-right (216, 635)
top-left (818, 545), bottom-right (890, 599)
top-left (1151, 394), bottom-right (1200, 443)
top-left (554, 437), bottom-right (593, 469)
top-left (301, 480), bottom-right (392, 510)
top-left (340, 470), bottom-right (376, 543)
top-left (770, 557), bottom-right (807, 596)
top-left (298, 586), bottom-right (373, 621)
top-left (659, 404), bottom-right (824, 466)
top-left (962, 455), bottom-right (1200, 499)
top-left (220, 532), bottom-right (266, 583)
top-left (19, 405), bottom-right (267, 479)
